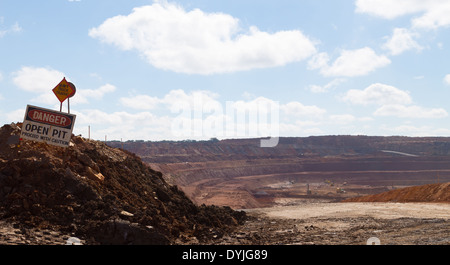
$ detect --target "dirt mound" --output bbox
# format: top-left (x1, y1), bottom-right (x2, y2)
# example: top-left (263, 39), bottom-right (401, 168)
top-left (0, 123), bottom-right (245, 244)
top-left (344, 182), bottom-right (450, 203)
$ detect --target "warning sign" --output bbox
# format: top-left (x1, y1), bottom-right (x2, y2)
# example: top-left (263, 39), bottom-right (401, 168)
top-left (52, 77), bottom-right (75, 103)
top-left (21, 105), bottom-right (76, 148)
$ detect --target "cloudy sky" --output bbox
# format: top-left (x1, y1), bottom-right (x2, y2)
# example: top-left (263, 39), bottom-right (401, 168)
top-left (1, 0), bottom-right (450, 141)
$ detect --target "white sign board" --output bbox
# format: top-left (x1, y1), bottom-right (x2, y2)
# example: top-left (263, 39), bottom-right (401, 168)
top-left (21, 105), bottom-right (76, 148)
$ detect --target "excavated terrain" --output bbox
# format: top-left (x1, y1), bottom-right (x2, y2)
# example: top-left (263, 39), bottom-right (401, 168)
top-left (0, 123), bottom-right (246, 245)
top-left (109, 137), bottom-right (450, 209)
top-left (107, 137), bottom-right (450, 245)
top-left (198, 184), bottom-right (449, 245)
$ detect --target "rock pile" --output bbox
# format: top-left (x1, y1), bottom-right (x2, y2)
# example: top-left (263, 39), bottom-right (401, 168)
top-left (0, 123), bottom-right (245, 244)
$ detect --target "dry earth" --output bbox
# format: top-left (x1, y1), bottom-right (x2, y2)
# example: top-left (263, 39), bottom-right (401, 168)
top-left (2, 200), bottom-right (448, 245)
top-left (108, 137), bottom-right (450, 245)
top-left (210, 200), bottom-right (450, 245)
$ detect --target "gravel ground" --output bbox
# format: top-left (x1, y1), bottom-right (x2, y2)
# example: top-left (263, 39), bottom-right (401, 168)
top-left (1, 202), bottom-right (448, 245)
top-left (211, 202), bottom-right (450, 245)
top-left (0, 219), bottom-right (75, 245)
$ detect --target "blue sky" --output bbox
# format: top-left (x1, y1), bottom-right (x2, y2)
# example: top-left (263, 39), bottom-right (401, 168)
top-left (1, 0), bottom-right (450, 141)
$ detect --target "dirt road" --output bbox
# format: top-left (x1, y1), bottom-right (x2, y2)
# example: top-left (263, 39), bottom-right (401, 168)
top-left (257, 202), bottom-right (450, 219)
top-left (212, 201), bottom-right (450, 245)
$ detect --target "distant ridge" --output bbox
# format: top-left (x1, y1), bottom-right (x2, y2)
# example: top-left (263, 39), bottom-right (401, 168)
top-left (109, 135), bottom-right (450, 163)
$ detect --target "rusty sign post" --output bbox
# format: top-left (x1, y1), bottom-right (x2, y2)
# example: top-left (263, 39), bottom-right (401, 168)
top-left (67, 82), bottom-right (76, 113)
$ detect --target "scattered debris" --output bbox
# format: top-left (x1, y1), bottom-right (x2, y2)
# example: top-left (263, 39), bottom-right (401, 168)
top-left (66, 237), bottom-right (82, 245)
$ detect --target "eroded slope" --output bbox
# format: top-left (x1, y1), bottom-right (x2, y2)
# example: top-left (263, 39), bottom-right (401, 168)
top-left (0, 123), bottom-right (245, 244)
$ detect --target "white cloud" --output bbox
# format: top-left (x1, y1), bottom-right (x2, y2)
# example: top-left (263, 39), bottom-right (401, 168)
top-left (89, 2), bottom-right (317, 74)
top-left (444, 74), bottom-right (450, 85)
top-left (11, 66), bottom-right (116, 105)
top-left (308, 85), bottom-right (327, 94)
top-left (12, 66), bottom-right (66, 93)
top-left (120, 94), bottom-right (161, 110)
top-left (281, 101), bottom-right (326, 117)
top-left (122, 89), bottom-right (326, 120)
top-left (355, 0), bottom-right (450, 30)
top-left (12, 66), bottom-right (69, 105)
top-left (279, 121), bottom-right (324, 137)
top-left (30, 94), bottom-right (60, 105)
top-left (241, 91), bottom-right (256, 100)
top-left (307, 52), bottom-right (329, 71)
top-left (121, 89), bottom-right (221, 113)
top-left (119, 89), bottom-right (331, 140)
top-left (0, 21), bottom-right (22, 38)
top-left (307, 78), bottom-right (346, 93)
top-left (10, 22), bottom-right (22, 33)
top-left (355, 0), bottom-right (427, 20)
top-left (4, 109), bottom-right (26, 123)
top-left (0, 71), bottom-right (3, 81)
top-left (75, 84), bottom-right (116, 105)
top-left (374, 104), bottom-right (448, 119)
top-left (75, 109), bottom-right (155, 126)
top-left (411, 2), bottom-right (450, 29)
top-left (382, 28), bottom-right (423, 55)
top-left (164, 89), bottom-right (222, 113)
top-left (308, 47), bottom-right (390, 77)
top-left (72, 109), bottom-right (174, 140)
top-left (329, 114), bottom-right (356, 124)
top-left (342, 83), bottom-right (412, 106)
top-left (343, 83), bottom-right (447, 119)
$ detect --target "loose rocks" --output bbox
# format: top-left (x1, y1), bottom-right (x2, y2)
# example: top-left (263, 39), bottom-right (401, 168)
top-left (0, 123), bottom-right (246, 245)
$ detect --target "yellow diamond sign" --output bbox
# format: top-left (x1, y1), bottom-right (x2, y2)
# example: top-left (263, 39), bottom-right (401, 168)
top-left (52, 77), bottom-right (75, 103)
